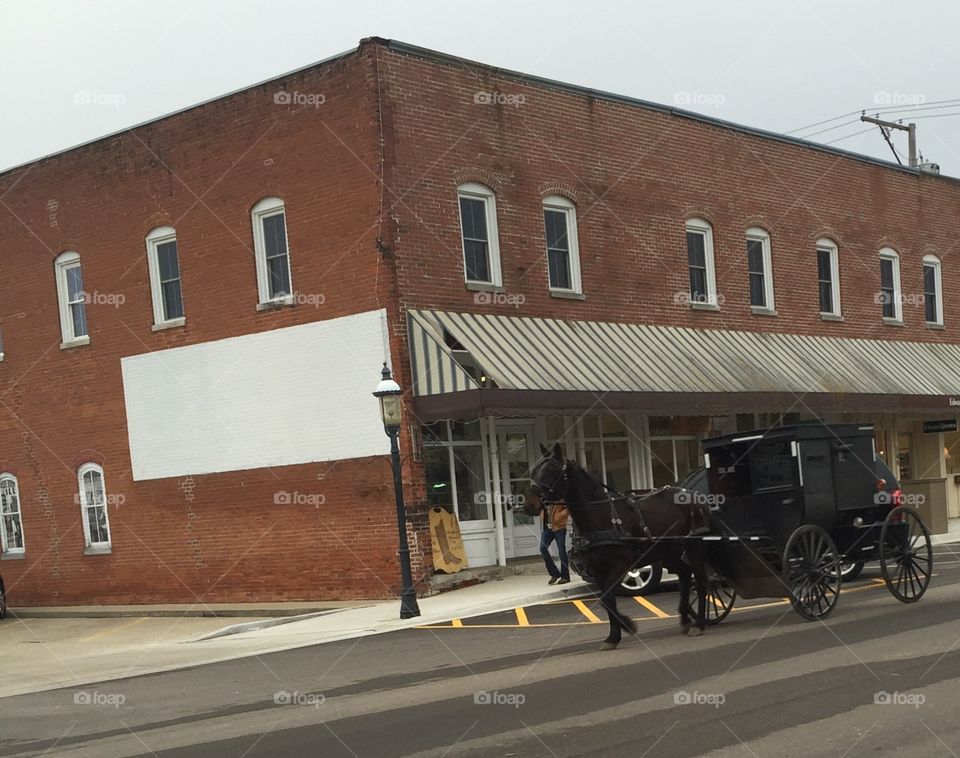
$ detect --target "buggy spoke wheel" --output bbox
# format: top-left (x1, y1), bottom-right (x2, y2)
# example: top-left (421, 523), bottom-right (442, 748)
top-left (688, 577), bottom-right (736, 626)
top-left (783, 525), bottom-right (841, 621)
top-left (880, 506), bottom-right (932, 603)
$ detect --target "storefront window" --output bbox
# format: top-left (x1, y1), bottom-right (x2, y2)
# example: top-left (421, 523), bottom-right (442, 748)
top-left (897, 432), bottom-right (913, 480)
top-left (422, 421), bottom-right (491, 522)
top-left (944, 431), bottom-right (960, 475)
top-left (582, 415), bottom-right (632, 492)
top-left (650, 435), bottom-right (703, 487)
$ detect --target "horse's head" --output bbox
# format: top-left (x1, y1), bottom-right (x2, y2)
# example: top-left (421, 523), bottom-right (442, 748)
top-left (525, 442), bottom-right (569, 517)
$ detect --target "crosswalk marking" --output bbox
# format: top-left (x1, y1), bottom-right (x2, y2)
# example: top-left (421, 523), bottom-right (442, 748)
top-left (515, 607), bottom-right (530, 626)
top-left (572, 599), bottom-right (602, 623)
top-left (632, 595), bottom-right (671, 618)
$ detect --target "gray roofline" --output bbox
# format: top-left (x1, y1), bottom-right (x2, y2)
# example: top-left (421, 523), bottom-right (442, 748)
top-left (384, 38), bottom-right (957, 186)
top-left (0, 44), bottom-right (360, 180)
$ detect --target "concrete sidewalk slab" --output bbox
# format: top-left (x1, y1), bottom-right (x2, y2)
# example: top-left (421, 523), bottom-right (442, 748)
top-left (8, 601), bottom-right (365, 619)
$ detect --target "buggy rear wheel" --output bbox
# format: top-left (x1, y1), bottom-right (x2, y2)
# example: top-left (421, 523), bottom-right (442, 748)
top-left (687, 577), bottom-right (736, 626)
top-left (783, 525), bottom-right (841, 621)
top-left (880, 506), bottom-right (932, 603)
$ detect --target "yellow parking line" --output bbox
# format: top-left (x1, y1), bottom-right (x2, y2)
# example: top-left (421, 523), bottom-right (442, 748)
top-left (572, 599), bottom-right (602, 623)
top-left (515, 607), bottom-right (530, 627)
top-left (632, 595), bottom-right (670, 618)
top-left (451, 618), bottom-right (463, 627)
top-left (80, 617), bottom-right (148, 643)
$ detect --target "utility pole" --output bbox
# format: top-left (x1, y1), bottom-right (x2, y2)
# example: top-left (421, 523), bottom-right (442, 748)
top-left (860, 114), bottom-right (917, 168)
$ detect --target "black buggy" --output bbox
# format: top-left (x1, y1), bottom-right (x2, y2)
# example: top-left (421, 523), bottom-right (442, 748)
top-left (691, 423), bottom-right (933, 623)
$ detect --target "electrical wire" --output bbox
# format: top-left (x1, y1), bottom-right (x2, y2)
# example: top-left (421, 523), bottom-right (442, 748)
top-left (787, 97), bottom-right (960, 136)
top-left (821, 126), bottom-right (875, 145)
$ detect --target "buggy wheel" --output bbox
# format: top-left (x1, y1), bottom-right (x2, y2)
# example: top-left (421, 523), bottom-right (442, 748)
top-left (688, 577), bottom-right (736, 625)
top-left (0, 575), bottom-right (6, 620)
top-left (880, 506), bottom-right (932, 603)
top-left (783, 525), bottom-right (841, 621)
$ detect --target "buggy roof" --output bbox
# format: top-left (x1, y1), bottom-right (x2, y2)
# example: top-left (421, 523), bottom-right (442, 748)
top-left (702, 422), bottom-right (875, 452)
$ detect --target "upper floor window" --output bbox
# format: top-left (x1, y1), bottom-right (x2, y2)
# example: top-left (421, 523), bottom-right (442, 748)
top-left (251, 197), bottom-right (293, 305)
top-left (923, 254), bottom-right (944, 325)
top-left (0, 474), bottom-right (24, 555)
top-left (78, 463), bottom-right (111, 552)
top-left (878, 248), bottom-right (902, 322)
top-left (146, 227), bottom-right (185, 328)
top-left (745, 227), bottom-right (774, 312)
top-left (457, 183), bottom-right (502, 286)
top-left (815, 239), bottom-right (841, 317)
top-left (685, 219), bottom-right (718, 308)
top-left (542, 196), bottom-right (582, 294)
top-left (54, 251), bottom-right (89, 346)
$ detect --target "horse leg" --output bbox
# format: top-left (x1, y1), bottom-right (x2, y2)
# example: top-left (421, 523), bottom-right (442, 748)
top-left (598, 571), bottom-right (636, 651)
top-left (676, 568), bottom-right (692, 635)
top-left (688, 547), bottom-right (709, 637)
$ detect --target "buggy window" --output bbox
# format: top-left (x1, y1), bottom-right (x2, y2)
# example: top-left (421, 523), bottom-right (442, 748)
top-left (749, 440), bottom-right (794, 492)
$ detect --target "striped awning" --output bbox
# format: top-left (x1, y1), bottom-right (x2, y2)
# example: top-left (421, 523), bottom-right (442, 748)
top-left (407, 310), bottom-right (479, 396)
top-left (407, 308), bottom-right (960, 418)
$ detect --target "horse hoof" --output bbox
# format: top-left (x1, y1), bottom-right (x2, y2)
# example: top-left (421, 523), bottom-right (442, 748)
top-left (600, 641), bottom-right (618, 651)
top-left (687, 627), bottom-right (705, 637)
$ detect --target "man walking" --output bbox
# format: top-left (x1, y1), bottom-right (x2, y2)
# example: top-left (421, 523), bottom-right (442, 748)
top-left (540, 500), bottom-right (570, 584)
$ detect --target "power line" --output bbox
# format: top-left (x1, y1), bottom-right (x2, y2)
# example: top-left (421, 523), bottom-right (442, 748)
top-left (822, 126), bottom-right (875, 145)
top-left (787, 97), bottom-right (960, 135)
top-left (798, 118), bottom-right (863, 138)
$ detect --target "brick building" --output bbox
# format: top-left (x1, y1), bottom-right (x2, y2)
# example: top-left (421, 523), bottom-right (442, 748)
top-left (1, 37), bottom-right (958, 605)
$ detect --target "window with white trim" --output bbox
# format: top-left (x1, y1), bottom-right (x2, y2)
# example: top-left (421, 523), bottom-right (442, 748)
top-left (580, 416), bottom-right (632, 493)
top-left (815, 239), bottom-right (841, 317)
top-left (0, 474), bottom-right (24, 555)
top-left (542, 195), bottom-right (582, 294)
top-left (745, 227), bottom-right (774, 311)
top-left (78, 463), bottom-right (111, 550)
top-left (422, 421), bottom-right (491, 522)
top-left (457, 183), bottom-right (502, 286)
top-left (146, 227), bottom-right (185, 327)
top-left (685, 219), bottom-right (718, 307)
top-left (251, 197), bottom-right (293, 304)
top-left (879, 247), bottom-right (902, 322)
top-left (54, 251), bottom-right (89, 345)
top-left (923, 254), bottom-right (943, 325)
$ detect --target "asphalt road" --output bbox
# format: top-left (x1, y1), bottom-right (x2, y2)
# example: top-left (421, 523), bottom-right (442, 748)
top-left (2, 546), bottom-right (960, 757)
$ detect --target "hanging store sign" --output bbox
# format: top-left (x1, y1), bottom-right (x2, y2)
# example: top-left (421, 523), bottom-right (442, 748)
top-left (923, 420), bottom-right (958, 434)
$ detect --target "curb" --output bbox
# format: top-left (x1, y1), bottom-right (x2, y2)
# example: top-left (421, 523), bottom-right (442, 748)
top-left (7, 606), bottom-right (351, 620)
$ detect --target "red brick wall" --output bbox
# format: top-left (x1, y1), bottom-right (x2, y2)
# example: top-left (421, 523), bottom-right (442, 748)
top-left (376, 45), bottom-right (960, 348)
top-left (0, 42), bottom-right (432, 605)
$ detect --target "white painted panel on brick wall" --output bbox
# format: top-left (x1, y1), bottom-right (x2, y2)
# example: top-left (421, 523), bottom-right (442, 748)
top-left (122, 309), bottom-right (391, 480)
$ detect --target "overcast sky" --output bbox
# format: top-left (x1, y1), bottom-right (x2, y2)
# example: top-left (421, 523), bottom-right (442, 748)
top-left (3, 0), bottom-right (960, 175)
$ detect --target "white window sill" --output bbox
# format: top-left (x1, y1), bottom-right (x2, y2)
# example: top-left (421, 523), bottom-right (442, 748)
top-left (1, 551), bottom-right (25, 560)
top-left (751, 306), bottom-right (778, 317)
top-left (0, 352), bottom-right (5, 362)
top-left (60, 337), bottom-right (90, 350)
top-left (152, 317), bottom-right (186, 332)
top-left (926, 321), bottom-right (945, 330)
top-left (690, 301), bottom-right (720, 312)
top-left (820, 313), bottom-right (844, 322)
top-left (464, 281), bottom-right (504, 293)
top-left (84, 545), bottom-right (112, 556)
top-left (549, 289), bottom-right (586, 301)
top-left (883, 317), bottom-right (904, 327)
top-left (256, 297), bottom-right (296, 312)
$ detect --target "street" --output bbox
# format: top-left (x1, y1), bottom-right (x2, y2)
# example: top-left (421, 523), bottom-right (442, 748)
top-left (2, 546), bottom-right (959, 757)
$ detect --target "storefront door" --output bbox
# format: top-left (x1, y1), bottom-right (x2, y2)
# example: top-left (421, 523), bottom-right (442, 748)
top-left (497, 426), bottom-right (541, 558)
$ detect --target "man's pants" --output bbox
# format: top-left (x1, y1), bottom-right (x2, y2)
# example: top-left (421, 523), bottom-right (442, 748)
top-left (540, 528), bottom-right (569, 579)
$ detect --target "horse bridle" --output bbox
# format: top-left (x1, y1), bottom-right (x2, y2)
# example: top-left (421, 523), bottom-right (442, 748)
top-left (530, 457), bottom-right (568, 505)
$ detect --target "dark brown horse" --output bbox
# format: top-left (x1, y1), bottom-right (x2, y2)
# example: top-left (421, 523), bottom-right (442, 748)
top-left (526, 443), bottom-right (712, 650)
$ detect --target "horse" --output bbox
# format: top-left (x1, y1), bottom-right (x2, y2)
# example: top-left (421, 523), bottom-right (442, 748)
top-left (525, 442), bottom-right (712, 650)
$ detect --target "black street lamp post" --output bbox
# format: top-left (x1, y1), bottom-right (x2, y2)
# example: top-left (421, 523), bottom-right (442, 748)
top-left (373, 362), bottom-right (421, 619)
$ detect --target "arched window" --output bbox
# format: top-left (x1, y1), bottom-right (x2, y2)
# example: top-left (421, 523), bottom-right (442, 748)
top-left (251, 197), bottom-right (293, 305)
top-left (684, 218), bottom-right (718, 308)
top-left (78, 463), bottom-right (111, 551)
top-left (0, 474), bottom-right (24, 555)
top-left (542, 195), bottom-right (582, 295)
top-left (54, 251), bottom-right (89, 346)
top-left (145, 226), bottom-right (185, 328)
top-left (815, 238), bottom-right (841, 318)
top-left (457, 183), bottom-right (502, 286)
top-left (923, 254), bottom-right (944, 325)
top-left (745, 227), bottom-right (774, 312)
top-left (878, 247), bottom-right (902, 323)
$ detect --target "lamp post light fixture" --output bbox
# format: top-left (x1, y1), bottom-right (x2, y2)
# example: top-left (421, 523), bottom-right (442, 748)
top-left (373, 362), bottom-right (421, 619)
